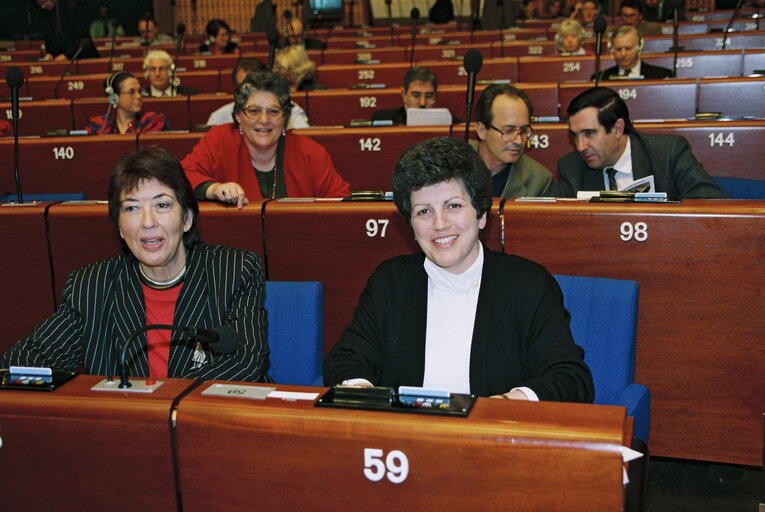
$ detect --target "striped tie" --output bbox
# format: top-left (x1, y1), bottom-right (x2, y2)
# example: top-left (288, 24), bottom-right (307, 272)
top-left (606, 167), bottom-right (618, 191)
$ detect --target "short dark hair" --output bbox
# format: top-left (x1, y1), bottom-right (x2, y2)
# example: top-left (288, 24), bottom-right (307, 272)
top-left (474, 84), bottom-right (534, 126)
top-left (566, 86), bottom-right (633, 133)
top-left (403, 67), bottom-right (437, 92)
top-left (232, 59), bottom-right (265, 87)
top-left (232, 70), bottom-right (292, 126)
top-left (104, 71), bottom-right (134, 96)
top-left (392, 137), bottom-right (492, 225)
top-left (108, 146), bottom-right (200, 250)
top-left (206, 18), bottom-right (232, 38)
top-left (619, 0), bottom-right (642, 14)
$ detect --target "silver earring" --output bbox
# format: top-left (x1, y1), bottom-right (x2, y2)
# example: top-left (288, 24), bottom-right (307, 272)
top-left (239, 125), bottom-right (243, 135)
top-left (282, 127), bottom-right (286, 136)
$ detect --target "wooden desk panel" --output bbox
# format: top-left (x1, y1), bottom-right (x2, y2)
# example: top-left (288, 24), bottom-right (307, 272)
top-left (742, 49), bottom-right (765, 76)
top-left (305, 88), bottom-right (402, 126)
top-left (500, 200), bottom-right (765, 465)
top-left (27, 74), bottom-right (109, 101)
top-left (71, 96), bottom-right (191, 132)
top-left (0, 374), bottom-right (192, 510)
top-left (559, 80), bottom-right (698, 121)
top-left (316, 62), bottom-right (410, 89)
top-left (518, 55), bottom-right (596, 83)
top-left (436, 83), bottom-right (560, 119)
top-left (642, 32), bottom-right (765, 53)
top-left (642, 52), bottom-right (744, 79)
top-left (0, 99), bottom-right (73, 136)
top-left (45, 202), bottom-right (267, 306)
top-left (138, 131), bottom-right (204, 160)
top-left (263, 200), bottom-right (502, 354)
top-left (0, 135), bottom-right (137, 199)
top-left (416, 57), bottom-right (519, 84)
top-left (698, 77), bottom-right (765, 118)
top-left (0, 203), bottom-right (55, 353)
top-left (188, 93), bottom-right (233, 128)
top-left (321, 48), bottom-right (408, 65)
top-left (295, 126), bottom-right (453, 190)
top-left (177, 382), bottom-right (629, 511)
top-left (407, 43), bottom-right (495, 62)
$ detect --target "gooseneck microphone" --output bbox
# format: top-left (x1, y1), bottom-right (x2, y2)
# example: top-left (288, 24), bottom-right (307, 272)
top-left (722, 0), bottom-right (745, 50)
top-left (171, 23), bottom-right (186, 91)
top-left (385, 0), bottom-right (394, 46)
top-left (593, 16), bottom-right (608, 87)
top-left (53, 38), bottom-right (90, 99)
top-left (118, 324), bottom-right (241, 388)
top-left (497, 0), bottom-right (505, 57)
top-left (463, 49), bottom-right (483, 140)
top-left (410, 8), bottom-right (420, 67)
top-left (267, 28), bottom-right (280, 69)
top-left (671, 9), bottom-right (683, 77)
top-left (5, 66), bottom-right (24, 203)
top-left (107, 20), bottom-right (119, 72)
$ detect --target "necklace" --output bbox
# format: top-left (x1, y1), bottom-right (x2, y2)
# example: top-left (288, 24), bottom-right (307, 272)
top-left (139, 263), bottom-right (186, 290)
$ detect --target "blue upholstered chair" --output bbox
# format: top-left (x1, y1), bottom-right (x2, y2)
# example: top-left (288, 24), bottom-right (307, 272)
top-left (0, 193), bottom-right (87, 203)
top-left (713, 177), bottom-right (765, 199)
top-left (554, 274), bottom-right (650, 442)
top-left (264, 281), bottom-right (323, 385)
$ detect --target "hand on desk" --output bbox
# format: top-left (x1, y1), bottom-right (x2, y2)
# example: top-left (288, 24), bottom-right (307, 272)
top-left (491, 390), bottom-right (530, 400)
top-left (207, 182), bottom-right (249, 209)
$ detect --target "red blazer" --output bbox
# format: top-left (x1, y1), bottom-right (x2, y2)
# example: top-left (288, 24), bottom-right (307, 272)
top-left (181, 124), bottom-right (352, 199)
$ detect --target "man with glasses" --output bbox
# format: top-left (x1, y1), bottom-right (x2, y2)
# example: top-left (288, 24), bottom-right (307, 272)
top-left (472, 84), bottom-right (553, 198)
top-left (143, 50), bottom-right (198, 97)
top-left (371, 67), bottom-right (451, 126)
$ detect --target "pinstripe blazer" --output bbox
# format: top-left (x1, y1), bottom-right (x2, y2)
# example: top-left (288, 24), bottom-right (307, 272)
top-left (0, 243), bottom-right (271, 382)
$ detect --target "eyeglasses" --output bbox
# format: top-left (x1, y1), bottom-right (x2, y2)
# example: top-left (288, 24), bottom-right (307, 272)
top-left (147, 66), bottom-right (169, 74)
top-left (120, 87), bottom-right (144, 96)
top-left (241, 106), bottom-right (284, 120)
top-left (488, 124), bottom-right (534, 141)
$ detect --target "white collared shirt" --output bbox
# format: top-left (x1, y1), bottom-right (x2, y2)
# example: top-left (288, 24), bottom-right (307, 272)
top-left (149, 85), bottom-right (175, 97)
top-left (604, 136), bottom-right (634, 191)
top-left (619, 58), bottom-right (643, 78)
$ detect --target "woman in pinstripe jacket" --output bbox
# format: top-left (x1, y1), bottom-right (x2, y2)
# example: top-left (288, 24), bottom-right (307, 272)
top-left (0, 146), bottom-right (271, 382)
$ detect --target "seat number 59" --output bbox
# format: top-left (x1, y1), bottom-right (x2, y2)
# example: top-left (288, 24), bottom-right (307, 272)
top-left (363, 448), bottom-right (409, 483)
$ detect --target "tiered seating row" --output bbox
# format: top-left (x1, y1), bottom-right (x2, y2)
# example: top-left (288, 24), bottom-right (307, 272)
top-left (1, 198), bottom-right (762, 468)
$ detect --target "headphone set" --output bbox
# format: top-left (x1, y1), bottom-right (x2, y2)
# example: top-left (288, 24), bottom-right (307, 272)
top-left (607, 29), bottom-right (644, 54)
top-left (104, 72), bottom-right (129, 107)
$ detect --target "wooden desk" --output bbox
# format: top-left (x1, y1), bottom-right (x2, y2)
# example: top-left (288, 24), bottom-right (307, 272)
top-left (0, 203), bottom-right (55, 353)
top-left (0, 98), bottom-right (73, 136)
top-left (500, 199), bottom-right (765, 466)
top-left (0, 374), bottom-right (194, 510)
top-left (176, 382), bottom-right (631, 511)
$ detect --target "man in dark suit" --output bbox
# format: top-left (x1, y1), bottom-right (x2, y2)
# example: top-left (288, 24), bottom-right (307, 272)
top-left (642, 0), bottom-right (686, 22)
top-left (371, 67), bottom-right (454, 125)
top-left (553, 87), bottom-right (728, 199)
top-left (594, 26), bottom-right (673, 80)
top-left (143, 50), bottom-right (198, 97)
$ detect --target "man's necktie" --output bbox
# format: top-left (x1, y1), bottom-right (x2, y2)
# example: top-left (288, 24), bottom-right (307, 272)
top-left (606, 167), bottom-right (618, 191)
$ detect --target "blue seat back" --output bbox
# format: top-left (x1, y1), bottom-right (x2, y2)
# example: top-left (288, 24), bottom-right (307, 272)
top-left (0, 193), bottom-right (87, 203)
top-left (264, 281), bottom-right (323, 385)
top-left (553, 274), bottom-right (639, 406)
top-left (713, 177), bottom-right (765, 199)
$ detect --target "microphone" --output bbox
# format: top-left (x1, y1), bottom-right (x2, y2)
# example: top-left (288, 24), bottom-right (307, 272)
top-left (385, 0), bottom-right (394, 46)
top-left (497, 0), bottom-right (505, 57)
top-left (671, 9), bottom-right (683, 77)
top-left (410, 8), bottom-right (420, 67)
top-left (463, 49), bottom-right (483, 140)
top-left (593, 16), bottom-right (607, 87)
top-left (118, 324), bottom-right (241, 388)
top-left (53, 38), bottom-right (90, 100)
top-left (107, 20), bottom-right (119, 72)
top-left (267, 28), bottom-right (280, 69)
top-left (171, 23), bottom-right (186, 91)
top-left (722, 0), bottom-right (745, 50)
top-left (5, 66), bottom-right (24, 203)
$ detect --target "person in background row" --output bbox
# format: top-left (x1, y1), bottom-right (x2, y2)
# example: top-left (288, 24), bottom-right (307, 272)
top-left (0, 120), bottom-right (12, 137)
top-left (183, 71), bottom-right (350, 207)
top-left (86, 72), bottom-right (170, 134)
top-left (324, 137), bottom-right (594, 402)
top-left (642, 0), bottom-right (685, 22)
top-left (89, 5), bottom-right (125, 39)
top-left (556, 19), bottom-right (591, 55)
top-left (371, 67), bottom-right (443, 125)
top-left (199, 19), bottom-right (239, 54)
top-left (0, 146), bottom-right (271, 383)
top-left (553, 87), bottom-right (729, 199)
top-left (251, 0), bottom-right (277, 32)
top-left (569, 0), bottom-right (600, 26)
top-left (206, 59), bottom-right (310, 129)
top-left (429, 0), bottom-right (455, 22)
top-left (619, 0), bottom-right (663, 35)
top-left (143, 50), bottom-right (198, 97)
top-left (472, 84), bottom-right (553, 198)
top-left (594, 25), bottom-right (672, 80)
top-left (35, 0), bottom-right (99, 61)
top-left (274, 45), bottom-right (327, 91)
top-left (137, 17), bottom-right (174, 46)
top-left (279, 17), bottom-right (326, 50)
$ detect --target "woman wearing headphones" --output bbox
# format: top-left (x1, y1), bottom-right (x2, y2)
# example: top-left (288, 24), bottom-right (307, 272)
top-left (86, 72), bottom-right (170, 135)
top-left (556, 19), bottom-right (591, 55)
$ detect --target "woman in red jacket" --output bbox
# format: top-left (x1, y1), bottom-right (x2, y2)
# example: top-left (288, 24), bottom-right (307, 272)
top-left (181, 71), bottom-right (351, 208)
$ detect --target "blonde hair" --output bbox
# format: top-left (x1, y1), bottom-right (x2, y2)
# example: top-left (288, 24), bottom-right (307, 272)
top-left (556, 19), bottom-right (585, 52)
top-left (274, 45), bottom-right (316, 87)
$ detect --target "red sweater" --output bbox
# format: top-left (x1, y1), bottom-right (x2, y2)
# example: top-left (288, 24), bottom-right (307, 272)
top-left (181, 124), bottom-right (352, 199)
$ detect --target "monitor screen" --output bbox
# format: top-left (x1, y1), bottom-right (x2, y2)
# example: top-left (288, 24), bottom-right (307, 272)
top-left (309, 0), bottom-right (344, 19)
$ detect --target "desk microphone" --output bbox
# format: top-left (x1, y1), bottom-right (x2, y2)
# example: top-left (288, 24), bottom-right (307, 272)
top-left (6, 66), bottom-right (24, 203)
top-left (118, 324), bottom-right (241, 388)
top-left (722, 0), bottom-right (745, 50)
top-left (497, 0), bottom-right (505, 57)
top-left (267, 28), bottom-right (280, 69)
top-left (171, 23), bottom-right (186, 90)
top-left (53, 38), bottom-right (90, 99)
top-left (107, 20), bottom-right (119, 72)
top-left (670, 9), bottom-right (684, 77)
top-left (385, 0), bottom-right (394, 46)
top-left (409, 8), bottom-right (420, 67)
top-left (463, 49), bottom-right (483, 140)
top-left (593, 16), bottom-right (607, 86)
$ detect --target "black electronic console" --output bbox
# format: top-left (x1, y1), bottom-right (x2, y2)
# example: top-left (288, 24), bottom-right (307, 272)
top-left (0, 366), bottom-right (78, 391)
top-left (315, 385), bottom-right (477, 417)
